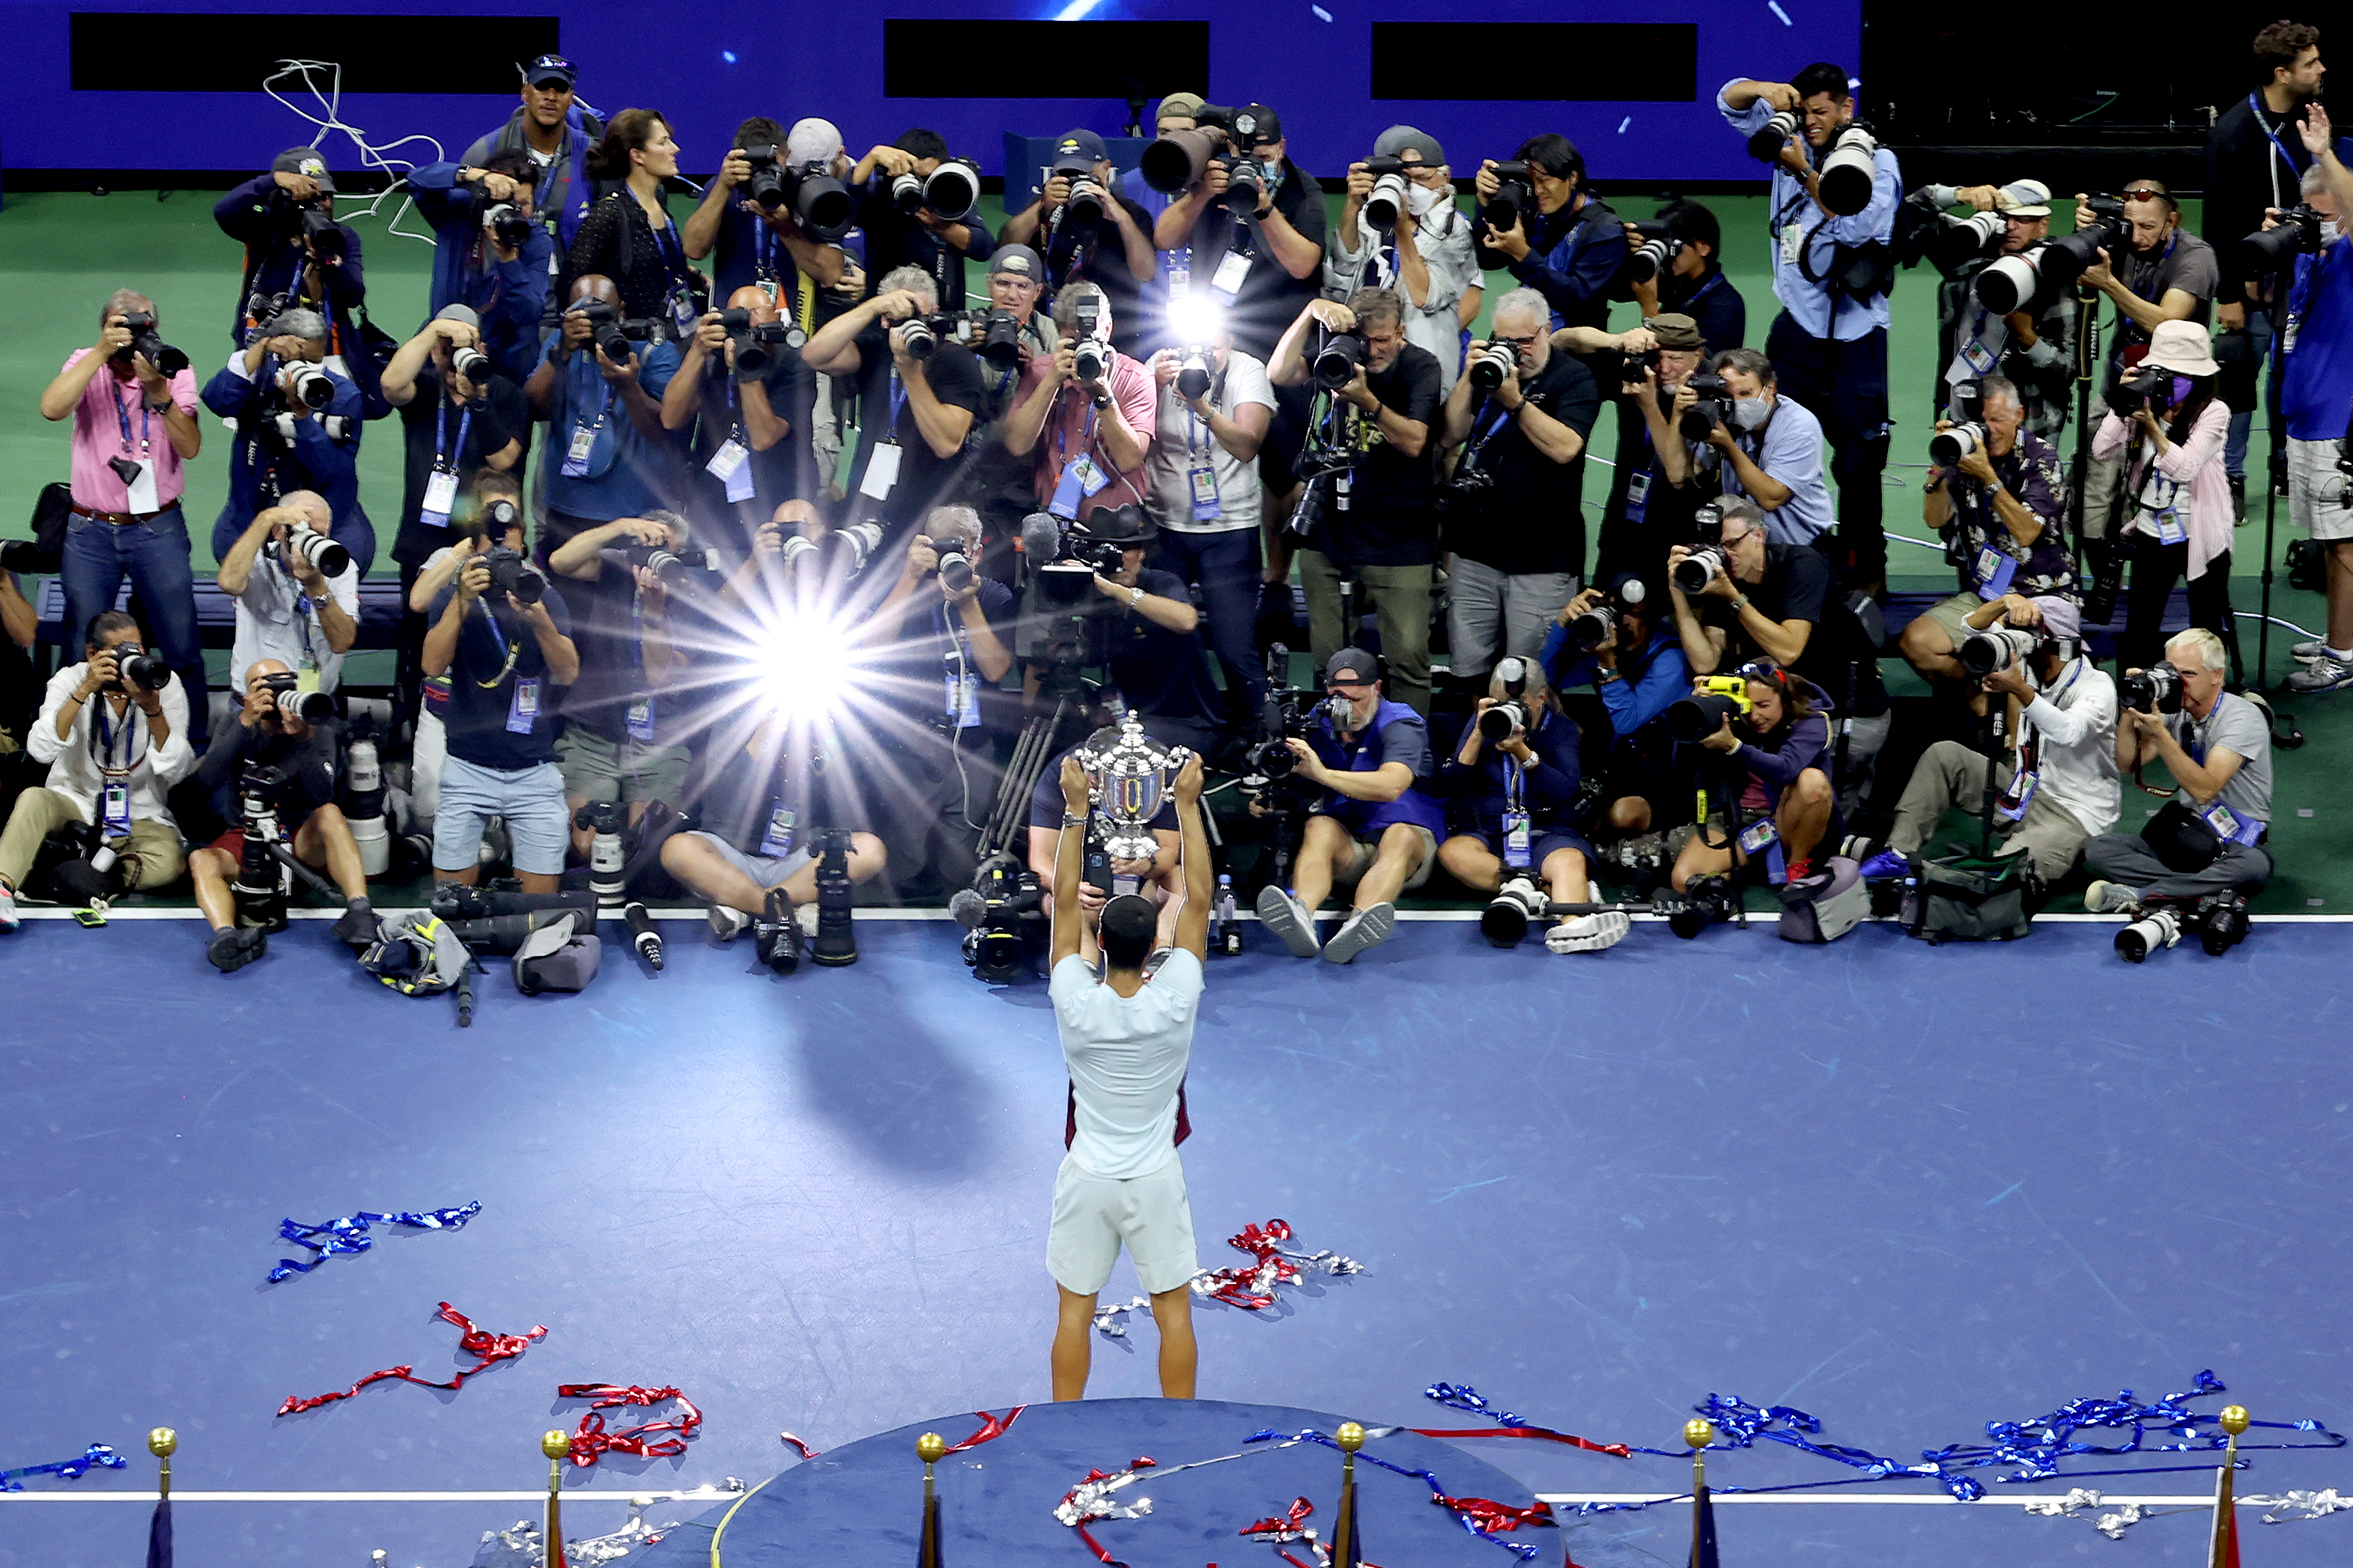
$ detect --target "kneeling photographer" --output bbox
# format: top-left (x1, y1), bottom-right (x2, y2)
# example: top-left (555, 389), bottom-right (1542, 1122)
top-left (216, 494), bottom-right (359, 704)
top-left (0, 611), bottom-right (193, 930)
top-left (2084, 627), bottom-right (2273, 914)
top-left (1690, 347), bottom-right (1833, 548)
top-left (187, 657), bottom-right (375, 971)
top-left (1869, 596), bottom-right (2119, 887)
top-left (1544, 573), bottom-right (1692, 858)
top-left (1253, 649), bottom-right (1446, 965)
top-left (1436, 657), bottom-right (1627, 955)
top-left (1667, 659), bottom-right (1837, 893)
top-left (201, 307), bottom-right (371, 575)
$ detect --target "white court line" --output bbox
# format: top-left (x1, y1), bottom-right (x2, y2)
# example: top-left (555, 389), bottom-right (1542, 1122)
top-left (0, 1489), bottom-right (733, 1504)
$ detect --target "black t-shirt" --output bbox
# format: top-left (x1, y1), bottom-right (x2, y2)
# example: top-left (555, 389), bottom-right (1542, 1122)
top-left (1039, 193), bottom-right (1159, 356)
top-left (1320, 343), bottom-right (1445, 568)
top-left (844, 329), bottom-right (992, 537)
top-left (869, 575), bottom-right (1019, 739)
top-left (1101, 568), bottom-right (1224, 729)
top-left (1707, 541), bottom-right (1859, 698)
top-left (1176, 165), bottom-right (1331, 362)
top-left (1443, 352), bottom-right (1602, 576)
top-left (428, 583), bottom-right (574, 769)
top-left (393, 369), bottom-right (531, 568)
top-left (1592, 370), bottom-right (1714, 587)
top-left (680, 353), bottom-right (813, 534)
top-left (195, 716), bottom-right (341, 831)
top-left (1663, 267), bottom-right (1748, 359)
top-left (559, 557), bottom-right (665, 743)
top-left (711, 206), bottom-right (817, 320)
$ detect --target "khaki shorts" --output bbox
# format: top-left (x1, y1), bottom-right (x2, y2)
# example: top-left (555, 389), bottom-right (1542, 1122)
top-left (1048, 1152), bottom-right (1198, 1297)
top-left (2289, 437), bottom-right (2353, 541)
top-left (1335, 824), bottom-right (1438, 893)
top-left (556, 726), bottom-right (691, 805)
top-left (1916, 591), bottom-right (1986, 653)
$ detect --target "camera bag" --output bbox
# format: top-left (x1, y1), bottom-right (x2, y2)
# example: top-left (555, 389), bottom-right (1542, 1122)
top-left (1776, 854), bottom-right (1867, 943)
top-left (513, 909), bottom-right (603, 994)
top-left (1898, 851), bottom-right (2033, 943)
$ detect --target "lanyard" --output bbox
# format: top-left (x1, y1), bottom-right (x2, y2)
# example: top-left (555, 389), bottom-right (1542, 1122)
top-left (1503, 755), bottom-right (1524, 814)
top-left (2247, 94), bottom-right (2304, 207)
top-left (2185, 692), bottom-right (2232, 765)
top-left (1185, 404), bottom-right (1207, 458)
top-left (1685, 267), bottom-right (1727, 306)
top-left (887, 368), bottom-right (908, 434)
top-left (434, 398), bottom-right (473, 473)
top-left (934, 601), bottom-right (971, 663)
top-left (476, 600), bottom-right (523, 687)
top-left (1465, 396), bottom-right (1515, 464)
top-left (571, 357), bottom-right (615, 436)
top-left (114, 378), bottom-right (154, 457)
top-left (1053, 395), bottom-right (1099, 468)
top-left (91, 696), bottom-right (145, 774)
top-left (755, 221), bottom-right (778, 284)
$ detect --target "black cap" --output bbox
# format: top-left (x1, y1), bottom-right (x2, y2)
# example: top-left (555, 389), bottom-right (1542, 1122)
top-left (1075, 504), bottom-right (1156, 545)
top-left (1324, 647), bottom-right (1379, 686)
top-left (525, 53), bottom-right (577, 88)
top-left (1233, 104), bottom-right (1282, 145)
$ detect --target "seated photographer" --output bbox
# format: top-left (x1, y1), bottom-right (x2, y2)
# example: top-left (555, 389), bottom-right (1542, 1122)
top-left (1868, 596), bottom-right (2118, 887)
top-left (1001, 131), bottom-right (1156, 359)
top-left (1899, 374), bottom-right (2072, 701)
top-left (852, 130), bottom-right (998, 314)
top-left (1554, 314), bottom-right (1711, 588)
top-left (1472, 134), bottom-right (1624, 331)
top-left (1328, 127), bottom-right (1478, 393)
top-left (405, 473), bottom-right (529, 823)
top-left (1024, 738), bottom-right (1183, 949)
top-left (2084, 628), bottom-right (2272, 911)
top-left (1628, 200), bottom-right (1746, 357)
top-left (458, 55), bottom-right (603, 255)
top-left (187, 657), bottom-right (375, 971)
top-left (406, 150), bottom-right (556, 385)
top-left (686, 118), bottom-right (851, 311)
top-left (1143, 317), bottom-right (1276, 731)
top-left (1916, 180), bottom-right (2074, 437)
top-left (661, 711), bottom-right (887, 967)
top-left (2087, 320), bottom-right (2235, 674)
top-left (214, 148), bottom-right (365, 347)
top-left (2277, 114), bottom-right (2353, 694)
top-left (216, 494), bottom-right (357, 702)
top-left (526, 275), bottom-right (683, 557)
top-left (548, 511), bottom-right (697, 859)
top-left (200, 307), bottom-right (371, 576)
top-left (1253, 648), bottom-right (1445, 965)
top-left (1003, 281), bottom-right (1157, 528)
top-left (1150, 103), bottom-right (1328, 369)
top-left (1543, 573), bottom-right (1693, 841)
top-left (1436, 660), bottom-right (1628, 955)
top-left (1667, 499), bottom-right (1835, 687)
top-left (1438, 287), bottom-right (1602, 690)
top-left (385, 307), bottom-right (528, 617)
top-left (1269, 291), bottom-right (1444, 716)
top-left (1689, 347), bottom-right (1832, 548)
top-left (0, 611), bottom-right (193, 931)
top-left (1667, 660), bottom-right (1838, 892)
top-left (422, 533), bottom-right (578, 894)
top-left (664, 286), bottom-right (804, 541)
top-left (801, 266), bottom-right (992, 541)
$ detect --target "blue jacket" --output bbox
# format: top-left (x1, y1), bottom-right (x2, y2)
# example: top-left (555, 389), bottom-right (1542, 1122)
top-left (459, 106), bottom-right (606, 255)
top-left (1436, 708), bottom-right (1582, 840)
top-left (1542, 625), bottom-right (1692, 738)
top-left (200, 356), bottom-right (371, 569)
top-left (1474, 194), bottom-right (1624, 331)
top-left (214, 174), bottom-right (368, 347)
top-left (409, 161), bottom-right (556, 384)
top-left (1307, 697), bottom-right (1448, 840)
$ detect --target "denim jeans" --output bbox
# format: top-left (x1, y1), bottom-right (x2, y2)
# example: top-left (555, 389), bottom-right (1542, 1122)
top-left (61, 503), bottom-right (207, 744)
top-left (2222, 305), bottom-right (2274, 484)
top-left (1150, 527), bottom-right (1266, 729)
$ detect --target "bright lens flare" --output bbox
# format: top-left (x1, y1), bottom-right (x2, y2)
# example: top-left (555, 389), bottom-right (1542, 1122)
top-left (1168, 292), bottom-right (1224, 344)
top-left (761, 612), bottom-right (863, 720)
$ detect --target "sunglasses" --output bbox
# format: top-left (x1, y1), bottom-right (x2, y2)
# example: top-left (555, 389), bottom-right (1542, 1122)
top-left (2121, 187), bottom-right (2173, 206)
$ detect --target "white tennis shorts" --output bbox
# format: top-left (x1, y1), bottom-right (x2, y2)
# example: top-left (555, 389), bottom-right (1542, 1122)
top-left (1047, 1151), bottom-right (1199, 1296)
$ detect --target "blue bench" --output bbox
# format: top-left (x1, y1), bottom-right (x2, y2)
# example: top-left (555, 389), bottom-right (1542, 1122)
top-left (30, 576), bottom-right (410, 683)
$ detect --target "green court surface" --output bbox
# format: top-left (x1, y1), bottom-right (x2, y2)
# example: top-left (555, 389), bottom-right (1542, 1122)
top-left (0, 185), bottom-right (2345, 914)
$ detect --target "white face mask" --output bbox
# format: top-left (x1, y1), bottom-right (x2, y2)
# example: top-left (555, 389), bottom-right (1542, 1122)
top-left (1731, 395), bottom-right (1771, 431)
top-left (2325, 217), bottom-right (2344, 246)
top-left (1404, 181), bottom-right (1445, 217)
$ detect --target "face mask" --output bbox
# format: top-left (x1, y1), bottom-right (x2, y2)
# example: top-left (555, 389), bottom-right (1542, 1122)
top-left (1731, 396), bottom-right (1770, 431)
top-left (2325, 218), bottom-right (2344, 246)
top-left (1404, 182), bottom-right (1444, 217)
top-left (1258, 159), bottom-right (1282, 183)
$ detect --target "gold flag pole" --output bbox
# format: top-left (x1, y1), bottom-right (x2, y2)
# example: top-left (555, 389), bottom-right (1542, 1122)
top-left (1685, 1417), bottom-right (1716, 1568)
top-left (917, 1431), bottom-right (947, 1568)
top-left (1332, 1420), bottom-right (1364, 1567)
top-left (542, 1429), bottom-right (572, 1568)
top-left (2210, 1404), bottom-right (2249, 1568)
top-left (148, 1428), bottom-right (176, 1498)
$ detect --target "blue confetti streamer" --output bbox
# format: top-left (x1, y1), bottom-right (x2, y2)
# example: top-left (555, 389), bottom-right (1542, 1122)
top-left (1245, 1426), bottom-right (1544, 1560)
top-left (267, 1201), bottom-right (482, 1282)
top-left (1, 1443), bottom-right (126, 1492)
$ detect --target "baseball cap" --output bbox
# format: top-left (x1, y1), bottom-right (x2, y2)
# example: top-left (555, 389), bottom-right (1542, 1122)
top-left (786, 118), bottom-right (844, 168)
top-left (2030, 595), bottom-right (2082, 642)
top-left (271, 147), bottom-right (336, 194)
top-left (1373, 124), bottom-right (1445, 168)
top-left (524, 53), bottom-right (576, 88)
top-left (2000, 179), bottom-right (2053, 219)
top-left (990, 243), bottom-right (1043, 280)
top-left (1232, 104), bottom-right (1283, 145)
top-left (1647, 313), bottom-right (1704, 350)
top-left (1325, 648), bottom-right (1379, 687)
top-left (432, 303), bottom-right (482, 331)
top-left (1075, 504), bottom-right (1155, 545)
top-left (1156, 92), bottom-right (1206, 125)
top-left (1052, 129), bottom-right (1109, 175)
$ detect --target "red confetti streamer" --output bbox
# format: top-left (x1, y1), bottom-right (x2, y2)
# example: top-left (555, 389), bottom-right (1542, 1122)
top-left (1432, 1494), bottom-right (1555, 1534)
top-left (276, 1303), bottom-right (546, 1417)
top-left (944, 1406), bottom-right (1026, 1453)
top-left (1406, 1426), bottom-right (1633, 1459)
top-left (555, 1385), bottom-right (702, 1467)
top-left (778, 1432), bottom-right (821, 1460)
top-left (1240, 1495), bottom-right (1317, 1540)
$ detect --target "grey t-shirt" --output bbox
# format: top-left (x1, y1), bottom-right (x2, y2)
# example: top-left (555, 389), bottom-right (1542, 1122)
top-left (2119, 230), bottom-right (2220, 350)
top-left (2170, 690), bottom-right (2271, 827)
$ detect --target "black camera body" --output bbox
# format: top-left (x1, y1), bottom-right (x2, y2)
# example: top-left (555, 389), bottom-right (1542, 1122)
top-left (115, 312), bottom-right (189, 377)
top-left (482, 544), bottom-right (547, 605)
top-left (256, 668), bottom-right (333, 725)
top-left (2121, 661), bottom-right (2184, 715)
top-left (103, 640), bottom-right (174, 694)
top-left (1311, 326), bottom-right (1364, 390)
top-left (1622, 219), bottom-right (1680, 285)
top-left (1680, 371), bottom-right (1733, 440)
top-left (2241, 203), bottom-right (2326, 274)
top-left (720, 306), bottom-right (799, 378)
top-left (619, 541), bottom-right (710, 586)
top-left (571, 299), bottom-right (639, 365)
top-left (2107, 360), bottom-right (2173, 416)
top-left (482, 201), bottom-right (532, 252)
top-left (285, 194), bottom-right (344, 260)
top-left (1746, 109), bottom-right (1801, 164)
top-left (1485, 160), bottom-right (1534, 234)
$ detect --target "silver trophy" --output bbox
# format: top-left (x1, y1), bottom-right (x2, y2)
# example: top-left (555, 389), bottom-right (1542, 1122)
top-left (1075, 712), bottom-right (1191, 863)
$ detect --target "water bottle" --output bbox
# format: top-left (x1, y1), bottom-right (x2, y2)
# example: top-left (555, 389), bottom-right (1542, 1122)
top-left (1215, 874), bottom-right (1242, 955)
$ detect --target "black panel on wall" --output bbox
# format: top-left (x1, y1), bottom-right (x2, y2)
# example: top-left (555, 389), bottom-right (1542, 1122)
top-left (884, 19), bottom-right (1209, 99)
top-left (72, 13), bottom-right (561, 93)
top-left (1373, 22), bottom-right (1697, 102)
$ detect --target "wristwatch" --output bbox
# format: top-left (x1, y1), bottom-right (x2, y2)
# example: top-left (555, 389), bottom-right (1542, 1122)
top-left (1061, 811), bottom-right (1090, 828)
top-left (1128, 586), bottom-right (1145, 610)
top-left (1596, 667), bottom-right (1623, 684)
top-left (1731, 592), bottom-right (1752, 612)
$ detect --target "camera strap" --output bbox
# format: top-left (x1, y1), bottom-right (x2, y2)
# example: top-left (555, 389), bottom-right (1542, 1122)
top-left (89, 695), bottom-right (146, 776)
top-left (475, 600), bottom-right (524, 688)
top-left (112, 381), bottom-right (154, 459)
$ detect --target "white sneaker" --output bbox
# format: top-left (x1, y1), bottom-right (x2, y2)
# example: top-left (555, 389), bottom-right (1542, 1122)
top-left (708, 904), bottom-right (752, 942)
top-left (2083, 880), bottom-right (2140, 914)
top-left (2291, 638), bottom-right (2328, 663)
top-left (2286, 651), bottom-right (2353, 693)
top-left (0, 881), bottom-right (17, 934)
top-left (1547, 911), bottom-right (1631, 953)
top-left (1255, 885), bottom-right (1321, 958)
top-left (1322, 902), bottom-right (1395, 964)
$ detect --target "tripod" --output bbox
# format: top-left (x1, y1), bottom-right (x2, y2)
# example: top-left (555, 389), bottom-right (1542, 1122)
top-left (228, 766), bottom-right (347, 932)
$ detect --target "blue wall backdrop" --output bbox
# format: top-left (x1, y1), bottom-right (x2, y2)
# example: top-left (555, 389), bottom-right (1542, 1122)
top-left (4, 0), bottom-right (1860, 180)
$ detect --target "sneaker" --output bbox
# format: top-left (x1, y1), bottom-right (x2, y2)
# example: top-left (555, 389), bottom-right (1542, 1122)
top-left (708, 904), bottom-right (752, 942)
top-left (332, 898), bottom-right (377, 951)
top-left (0, 881), bottom-right (16, 934)
top-left (1784, 857), bottom-right (1818, 885)
top-left (207, 925), bottom-right (269, 973)
top-left (1321, 901), bottom-right (1395, 964)
top-left (2286, 651), bottom-right (2353, 694)
top-left (1254, 884), bottom-right (1321, 958)
top-left (2083, 880), bottom-right (2140, 914)
top-left (2229, 473), bottom-right (2247, 525)
top-left (1857, 849), bottom-right (1910, 881)
top-left (2291, 639), bottom-right (2327, 663)
top-left (1546, 911), bottom-right (1630, 953)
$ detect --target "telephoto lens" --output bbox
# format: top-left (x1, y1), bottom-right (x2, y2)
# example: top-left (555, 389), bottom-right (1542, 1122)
top-left (1663, 690), bottom-right (1743, 746)
top-left (1478, 699), bottom-right (1530, 743)
top-left (1671, 544), bottom-right (1728, 595)
top-left (789, 164), bottom-right (854, 241)
top-left (297, 201), bottom-right (344, 259)
top-left (938, 550), bottom-right (975, 595)
top-left (274, 684), bottom-right (334, 724)
top-left (1569, 604), bottom-right (1617, 653)
top-left (1928, 422), bottom-right (1988, 466)
top-left (1176, 350), bottom-right (1212, 401)
top-left (1746, 109), bottom-right (1801, 163)
top-left (484, 545), bottom-right (547, 605)
top-left (1311, 330), bottom-right (1364, 390)
top-left (1223, 159), bottom-right (1263, 210)
top-left (1927, 208), bottom-right (2006, 270)
top-left (739, 145), bottom-right (788, 211)
top-left (114, 642), bottom-right (173, 693)
top-left (1959, 625), bottom-right (2038, 677)
top-left (1467, 341), bottom-right (1516, 392)
top-left (890, 170), bottom-right (926, 213)
top-left (898, 317), bottom-right (940, 360)
top-left (2115, 904), bottom-right (2182, 962)
top-left (483, 201), bottom-right (532, 252)
top-left (1066, 177), bottom-right (1107, 227)
top-left (115, 312), bottom-right (189, 377)
top-left (1972, 246), bottom-right (2052, 315)
top-left (1622, 222), bottom-right (1678, 284)
top-left (1816, 125), bottom-right (1880, 216)
top-left (923, 159), bottom-right (980, 222)
top-left (2240, 205), bottom-right (2325, 273)
top-left (621, 541), bottom-right (706, 586)
top-left (285, 363), bottom-right (335, 409)
top-left (1678, 372), bottom-right (1733, 440)
top-left (1480, 876), bottom-right (1548, 948)
top-left (1073, 335), bottom-right (1109, 383)
top-left (286, 523), bottom-right (350, 578)
top-left (450, 344), bottom-right (492, 384)
top-left (1364, 163), bottom-right (1409, 232)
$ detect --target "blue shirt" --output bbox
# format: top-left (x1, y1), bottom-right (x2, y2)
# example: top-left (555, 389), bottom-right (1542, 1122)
top-left (1436, 708), bottom-right (1582, 839)
top-left (540, 336), bottom-right (681, 523)
top-left (1305, 698), bottom-right (1448, 840)
top-left (2282, 235), bottom-right (2353, 441)
top-left (199, 356), bottom-right (367, 547)
top-left (408, 162), bottom-right (556, 385)
top-left (1717, 81), bottom-right (1900, 341)
top-left (1543, 627), bottom-right (1692, 737)
top-left (1727, 395), bottom-right (1834, 546)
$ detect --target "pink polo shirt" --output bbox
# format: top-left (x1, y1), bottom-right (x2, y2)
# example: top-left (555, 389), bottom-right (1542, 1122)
top-left (1033, 349), bottom-right (1158, 523)
top-left (64, 348), bottom-right (199, 514)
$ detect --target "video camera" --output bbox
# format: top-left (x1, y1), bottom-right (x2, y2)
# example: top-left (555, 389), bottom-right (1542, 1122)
top-left (740, 144), bottom-right (854, 241)
top-left (114, 312), bottom-right (189, 377)
top-left (719, 306), bottom-right (801, 378)
top-left (890, 157), bottom-right (980, 223)
top-left (1663, 675), bottom-right (1753, 744)
top-left (255, 669), bottom-right (333, 725)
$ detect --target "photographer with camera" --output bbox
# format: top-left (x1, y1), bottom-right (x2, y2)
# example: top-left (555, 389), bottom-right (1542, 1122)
top-left (40, 290), bottom-right (207, 738)
top-left (526, 276), bottom-right (684, 556)
top-left (1719, 64), bottom-right (1901, 589)
top-left (214, 148), bottom-right (365, 349)
top-left (1688, 347), bottom-right (1833, 547)
top-left (2084, 627), bottom-right (2272, 911)
top-left (1253, 648), bottom-right (1445, 964)
top-left (850, 130), bottom-right (996, 314)
top-left (216, 495), bottom-right (356, 703)
top-left (959, 246), bottom-right (1072, 580)
top-left (384, 306), bottom-right (527, 594)
top-left (407, 149), bottom-right (556, 386)
top-left (564, 110), bottom-right (699, 340)
top-left (801, 265), bottom-right (994, 540)
top-left (1003, 280), bottom-right (1158, 528)
top-left (1554, 314), bottom-right (1710, 587)
top-left (2276, 109), bottom-right (2353, 693)
top-left (548, 511), bottom-right (701, 859)
top-left (663, 286), bottom-right (805, 538)
top-left (422, 530), bottom-right (577, 894)
top-left (1901, 374), bottom-right (2074, 701)
top-left (1152, 104), bottom-right (1329, 367)
top-left (0, 610), bottom-right (192, 931)
top-left (1437, 658), bottom-right (1628, 955)
top-left (1544, 572), bottom-right (1693, 847)
top-left (1001, 130), bottom-right (1157, 359)
top-left (2088, 320), bottom-right (2237, 674)
top-left (404, 472), bottom-right (528, 824)
top-left (1473, 134), bottom-right (1624, 332)
top-left (186, 657), bottom-right (375, 970)
top-left (1667, 498), bottom-right (1840, 691)
top-left (685, 117), bottom-right (852, 309)
top-left (1627, 201), bottom-right (1747, 358)
top-left (1060, 507), bottom-right (1227, 756)
top-left (1439, 288), bottom-right (1601, 689)
top-left (1666, 658), bottom-right (1838, 891)
top-left (1329, 127), bottom-right (1478, 393)
top-left (1868, 595), bottom-right (2118, 886)
top-left (1269, 291), bottom-right (1443, 715)
top-left (458, 55), bottom-right (604, 255)
top-left (201, 306), bottom-right (371, 582)
top-left (1916, 180), bottom-right (2076, 437)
